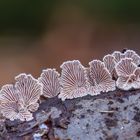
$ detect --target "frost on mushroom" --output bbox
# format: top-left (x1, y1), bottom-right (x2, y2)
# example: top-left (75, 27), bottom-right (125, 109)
top-left (58, 60), bottom-right (89, 101)
top-left (103, 54), bottom-right (116, 75)
top-left (88, 60), bottom-right (116, 95)
top-left (0, 74), bottom-right (42, 121)
top-left (38, 69), bottom-right (60, 98)
top-left (115, 58), bottom-right (140, 90)
top-left (0, 84), bottom-right (33, 121)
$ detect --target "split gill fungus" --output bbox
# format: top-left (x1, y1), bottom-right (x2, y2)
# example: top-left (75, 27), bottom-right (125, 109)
top-left (0, 49), bottom-right (140, 122)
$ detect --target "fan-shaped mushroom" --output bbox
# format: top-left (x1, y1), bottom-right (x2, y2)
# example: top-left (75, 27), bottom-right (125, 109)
top-left (0, 74), bottom-right (43, 121)
top-left (103, 54), bottom-right (116, 75)
top-left (124, 50), bottom-right (136, 58)
top-left (58, 60), bottom-right (89, 101)
top-left (115, 58), bottom-right (140, 90)
top-left (38, 69), bottom-right (60, 98)
top-left (112, 51), bottom-right (125, 63)
top-left (88, 60), bottom-right (116, 95)
top-left (115, 58), bottom-right (137, 77)
top-left (0, 84), bottom-right (33, 121)
top-left (15, 74), bottom-right (42, 112)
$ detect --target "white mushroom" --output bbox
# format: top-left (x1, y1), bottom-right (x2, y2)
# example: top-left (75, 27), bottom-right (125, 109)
top-left (103, 54), bottom-right (116, 75)
top-left (124, 50), bottom-right (136, 58)
top-left (88, 60), bottom-right (116, 95)
top-left (0, 84), bottom-right (33, 121)
top-left (115, 58), bottom-right (137, 77)
top-left (0, 74), bottom-right (42, 121)
top-left (112, 51), bottom-right (125, 63)
top-left (115, 58), bottom-right (140, 90)
top-left (38, 69), bottom-right (60, 98)
top-left (15, 73), bottom-right (42, 112)
top-left (131, 53), bottom-right (140, 66)
top-left (58, 60), bottom-right (89, 101)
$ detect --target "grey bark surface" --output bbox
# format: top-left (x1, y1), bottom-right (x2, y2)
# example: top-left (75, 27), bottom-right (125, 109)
top-left (1, 89), bottom-right (140, 140)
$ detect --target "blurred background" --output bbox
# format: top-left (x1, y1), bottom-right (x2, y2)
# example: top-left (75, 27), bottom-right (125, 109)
top-left (0, 0), bottom-right (140, 85)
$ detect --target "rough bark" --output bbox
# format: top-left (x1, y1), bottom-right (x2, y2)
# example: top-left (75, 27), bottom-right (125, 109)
top-left (1, 89), bottom-right (140, 140)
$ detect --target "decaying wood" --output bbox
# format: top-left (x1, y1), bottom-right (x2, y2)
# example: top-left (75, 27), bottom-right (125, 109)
top-left (1, 89), bottom-right (140, 140)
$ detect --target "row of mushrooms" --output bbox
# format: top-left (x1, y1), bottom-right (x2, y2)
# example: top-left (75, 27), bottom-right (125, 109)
top-left (0, 49), bottom-right (140, 121)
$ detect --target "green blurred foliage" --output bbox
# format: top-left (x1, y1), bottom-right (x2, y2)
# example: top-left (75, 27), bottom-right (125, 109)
top-left (0, 0), bottom-right (56, 35)
top-left (79, 0), bottom-right (140, 23)
top-left (0, 0), bottom-right (140, 35)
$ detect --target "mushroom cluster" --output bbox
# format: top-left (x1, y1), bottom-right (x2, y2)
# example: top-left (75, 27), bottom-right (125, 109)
top-left (0, 74), bottom-right (43, 121)
top-left (0, 49), bottom-right (140, 122)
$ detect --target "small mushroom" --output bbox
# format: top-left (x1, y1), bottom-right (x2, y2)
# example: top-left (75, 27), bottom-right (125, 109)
top-left (115, 58), bottom-right (137, 77)
top-left (129, 67), bottom-right (140, 89)
top-left (15, 73), bottom-right (42, 112)
top-left (116, 76), bottom-right (131, 91)
top-left (58, 60), bottom-right (89, 101)
top-left (115, 58), bottom-right (140, 90)
top-left (124, 50), bottom-right (140, 65)
top-left (116, 73), bottom-right (140, 91)
top-left (38, 69), bottom-right (60, 98)
top-left (103, 54), bottom-right (116, 75)
top-left (131, 54), bottom-right (140, 66)
top-left (88, 60), bottom-right (116, 95)
top-left (112, 51), bottom-right (125, 63)
top-left (124, 50), bottom-right (136, 58)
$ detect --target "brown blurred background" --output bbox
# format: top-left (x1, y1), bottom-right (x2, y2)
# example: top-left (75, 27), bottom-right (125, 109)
top-left (0, 0), bottom-right (140, 85)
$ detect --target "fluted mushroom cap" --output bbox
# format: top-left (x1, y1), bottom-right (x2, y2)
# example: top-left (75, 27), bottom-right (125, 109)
top-left (0, 73), bottom-right (43, 121)
top-left (112, 51), bottom-right (125, 63)
top-left (115, 58), bottom-right (140, 90)
top-left (58, 60), bottom-right (89, 101)
top-left (103, 54), bottom-right (116, 75)
top-left (115, 58), bottom-right (137, 77)
top-left (0, 84), bottom-right (33, 121)
top-left (38, 69), bottom-right (60, 98)
top-left (88, 60), bottom-right (116, 95)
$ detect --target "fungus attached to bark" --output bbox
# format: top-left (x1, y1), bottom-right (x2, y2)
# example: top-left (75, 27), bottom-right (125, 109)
top-left (88, 60), bottom-right (116, 95)
top-left (116, 73), bottom-right (140, 91)
top-left (0, 84), bottom-right (33, 121)
top-left (0, 74), bottom-right (43, 121)
top-left (115, 58), bottom-right (137, 77)
top-left (115, 58), bottom-right (140, 90)
top-left (15, 74), bottom-right (42, 112)
top-left (103, 54), bottom-right (116, 75)
top-left (58, 60), bottom-right (89, 101)
top-left (123, 50), bottom-right (140, 66)
top-left (38, 69), bottom-right (60, 98)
